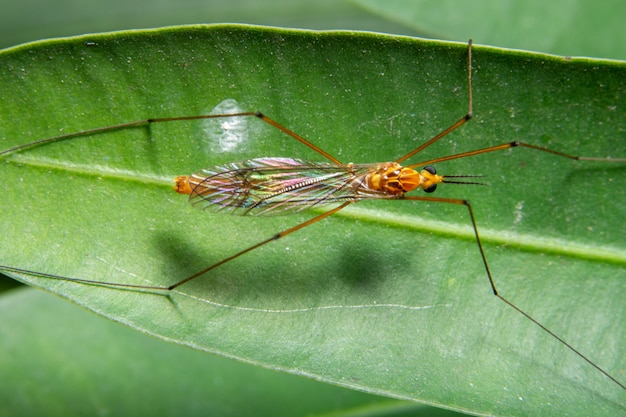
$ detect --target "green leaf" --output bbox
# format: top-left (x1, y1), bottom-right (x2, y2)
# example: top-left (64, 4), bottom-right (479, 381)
top-left (2, 287), bottom-right (439, 417)
top-left (1, 25), bottom-right (625, 416)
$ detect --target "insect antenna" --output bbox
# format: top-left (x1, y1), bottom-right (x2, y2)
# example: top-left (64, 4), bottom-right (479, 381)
top-left (442, 174), bottom-right (487, 186)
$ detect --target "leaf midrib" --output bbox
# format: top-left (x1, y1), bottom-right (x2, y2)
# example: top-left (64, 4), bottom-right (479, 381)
top-left (8, 154), bottom-right (626, 265)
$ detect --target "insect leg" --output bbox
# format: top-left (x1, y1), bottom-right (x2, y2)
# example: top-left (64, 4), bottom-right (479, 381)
top-left (402, 194), bottom-right (626, 391)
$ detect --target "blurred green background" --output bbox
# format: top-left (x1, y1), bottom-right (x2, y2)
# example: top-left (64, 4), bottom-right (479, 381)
top-left (2, 0), bottom-right (626, 59)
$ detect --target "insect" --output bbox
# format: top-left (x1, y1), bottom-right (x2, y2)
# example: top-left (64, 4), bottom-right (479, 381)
top-left (1, 37), bottom-right (625, 412)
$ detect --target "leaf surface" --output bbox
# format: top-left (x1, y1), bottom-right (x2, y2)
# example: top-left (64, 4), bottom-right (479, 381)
top-left (2, 288), bottom-right (432, 417)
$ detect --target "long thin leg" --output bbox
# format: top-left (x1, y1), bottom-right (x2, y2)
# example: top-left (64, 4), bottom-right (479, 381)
top-left (0, 112), bottom-right (343, 165)
top-left (393, 38), bottom-right (625, 167)
top-left (2, 42), bottom-right (476, 166)
top-left (167, 202), bottom-right (352, 290)
top-left (403, 194), bottom-right (626, 391)
top-left (407, 141), bottom-right (626, 169)
top-left (395, 40), bottom-right (473, 164)
top-left (2, 202), bottom-right (353, 291)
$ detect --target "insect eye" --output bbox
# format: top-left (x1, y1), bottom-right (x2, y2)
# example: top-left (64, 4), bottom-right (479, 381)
top-left (423, 165), bottom-right (437, 175)
top-left (423, 184), bottom-right (437, 193)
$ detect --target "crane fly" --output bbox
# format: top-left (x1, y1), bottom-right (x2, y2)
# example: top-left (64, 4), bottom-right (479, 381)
top-left (1, 39), bottom-right (625, 396)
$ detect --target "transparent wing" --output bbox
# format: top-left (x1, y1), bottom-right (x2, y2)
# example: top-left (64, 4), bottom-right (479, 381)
top-left (186, 157), bottom-right (388, 216)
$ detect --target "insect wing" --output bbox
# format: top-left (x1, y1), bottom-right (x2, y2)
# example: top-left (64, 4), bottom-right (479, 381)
top-left (186, 158), bottom-right (379, 215)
